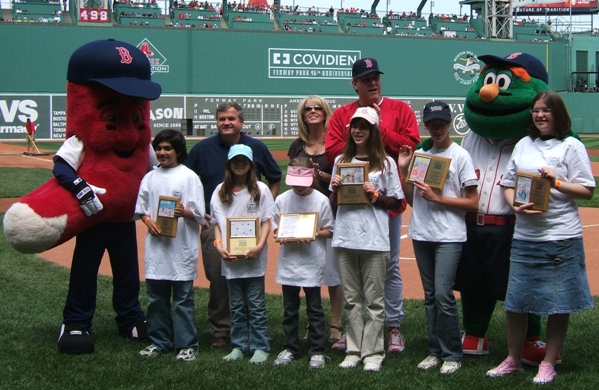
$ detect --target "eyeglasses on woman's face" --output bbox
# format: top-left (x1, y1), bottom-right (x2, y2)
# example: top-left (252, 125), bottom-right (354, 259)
top-left (530, 108), bottom-right (552, 115)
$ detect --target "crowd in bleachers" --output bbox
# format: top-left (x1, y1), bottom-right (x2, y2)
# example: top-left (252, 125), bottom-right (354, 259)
top-left (0, 2), bottom-right (578, 42)
top-left (120, 11), bottom-right (162, 19)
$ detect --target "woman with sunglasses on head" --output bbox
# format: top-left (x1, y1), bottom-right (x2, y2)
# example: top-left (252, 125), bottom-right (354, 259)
top-left (287, 96), bottom-right (345, 349)
top-left (487, 91), bottom-right (595, 384)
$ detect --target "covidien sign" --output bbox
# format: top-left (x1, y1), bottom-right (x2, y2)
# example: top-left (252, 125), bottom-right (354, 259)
top-left (269, 48), bottom-right (360, 79)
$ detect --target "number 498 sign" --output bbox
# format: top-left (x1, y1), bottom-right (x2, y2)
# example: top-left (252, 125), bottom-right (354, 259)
top-left (79, 8), bottom-right (109, 23)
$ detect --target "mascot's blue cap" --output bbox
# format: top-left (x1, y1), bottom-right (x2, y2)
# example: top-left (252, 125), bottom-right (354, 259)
top-left (478, 52), bottom-right (548, 84)
top-left (67, 39), bottom-right (162, 101)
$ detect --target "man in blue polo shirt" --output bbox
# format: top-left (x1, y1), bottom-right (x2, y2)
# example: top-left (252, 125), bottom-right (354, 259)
top-left (185, 101), bottom-right (281, 349)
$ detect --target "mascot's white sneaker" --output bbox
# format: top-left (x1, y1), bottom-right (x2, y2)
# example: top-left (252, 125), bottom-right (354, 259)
top-left (58, 324), bottom-right (94, 354)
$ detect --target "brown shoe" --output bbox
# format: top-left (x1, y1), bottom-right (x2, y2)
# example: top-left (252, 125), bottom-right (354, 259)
top-left (211, 337), bottom-right (228, 349)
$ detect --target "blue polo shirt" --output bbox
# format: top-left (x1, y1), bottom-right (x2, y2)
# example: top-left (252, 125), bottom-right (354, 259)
top-left (185, 133), bottom-right (282, 213)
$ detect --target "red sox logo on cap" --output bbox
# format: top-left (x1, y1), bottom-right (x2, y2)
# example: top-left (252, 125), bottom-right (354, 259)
top-left (364, 59), bottom-right (373, 68)
top-left (506, 52), bottom-right (522, 60)
top-left (116, 47), bottom-right (133, 65)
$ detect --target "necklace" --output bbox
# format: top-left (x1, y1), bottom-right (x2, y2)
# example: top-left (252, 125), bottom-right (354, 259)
top-left (304, 141), bottom-right (324, 156)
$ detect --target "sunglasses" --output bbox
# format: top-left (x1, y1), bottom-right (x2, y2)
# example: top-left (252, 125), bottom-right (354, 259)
top-left (304, 105), bottom-right (324, 112)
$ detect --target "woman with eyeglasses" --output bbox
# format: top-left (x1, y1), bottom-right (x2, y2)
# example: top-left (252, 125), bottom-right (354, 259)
top-left (487, 91), bottom-right (595, 384)
top-left (287, 96), bottom-right (345, 349)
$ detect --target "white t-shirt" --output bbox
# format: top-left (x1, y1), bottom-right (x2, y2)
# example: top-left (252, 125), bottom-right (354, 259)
top-left (408, 142), bottom-right (478, 242)
top-left (135, 164), bottom-right (205, 281)
top-left (272, 189), bottom-right (335, 287)
top-left (461, 132), bottom-right (518, 215)
top-left (501, 136), bottom-right (595, 241)
top-left (330, 155), bottom-right (403, 251)
top-left (210, 181), bottom-right (275, 279)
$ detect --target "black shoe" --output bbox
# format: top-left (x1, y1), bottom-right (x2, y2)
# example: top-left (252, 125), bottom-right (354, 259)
top-left (121, 320), bottom-right (149, 341)
top-left (58, 324), bottom-right (94, 354)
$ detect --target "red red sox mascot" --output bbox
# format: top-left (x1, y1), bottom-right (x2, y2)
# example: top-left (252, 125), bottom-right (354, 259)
top-left (3, 39), bottom-right (162, 354)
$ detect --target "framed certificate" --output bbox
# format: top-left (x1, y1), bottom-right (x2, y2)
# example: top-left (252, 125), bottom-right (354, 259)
top-left (513, 171), bottom-right (550, 212)
top-left (337, 162), bottom-right (369, 205)
top-left (156, 196), bottom-right (180, 238)
top-left (276, 212), bottom-right (319, 241)
top-left (406, 153), bottom-right (451, 190)
top-left (226, 217), bottom-right (259, 256)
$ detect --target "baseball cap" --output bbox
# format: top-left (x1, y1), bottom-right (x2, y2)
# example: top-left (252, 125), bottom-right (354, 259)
top-left (423, 101), bottom-right (452, 123)
top-left (352, 58), bottom-right (384, 79)
top-left (285, 166), bottom-right (314, 187)
top-left (228, 144), bottom-right (253, 161)
top-left (67, 39), bottom-right (162, 100)
top-left (351, 106), bottom-right (380, 126)
top-left (478, 52), bottom-right (548, 84)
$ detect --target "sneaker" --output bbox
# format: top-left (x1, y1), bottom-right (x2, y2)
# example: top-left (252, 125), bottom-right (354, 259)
top-left (58, 324), bottom-right (94, 354)
top-left (338, 354), bottom-right (361, 369)
top-left (249, 350), bottom-right (269, 364)
top-left (440, 361), bottom-right (461, 374)
top-left (462, 333), bottom-right (489, 356)
top-left (363, 361), bottom-right (382, 372)
top-left (223, 348), bottom-right (244, 362)
top-left (486, 356), bottom-right (524, 377)
top-left (533, 361), bottom-right (557, 384)
top-left (331, 333), bottom-right (347, 351)
top-left (387, 327), bottom-right (405, 353)
top-left (273, 349), bottom-right (294, 366)
top-left (417, 355), bottom-right (442, 370)
top-left (139, 344), bottom-right (162, 358)
top-left (176, 348), bottom-right (196, 362)
top-left (309, 354), bottom-right (326, 369)
top-left (522, 340), bottom-right (562, 366)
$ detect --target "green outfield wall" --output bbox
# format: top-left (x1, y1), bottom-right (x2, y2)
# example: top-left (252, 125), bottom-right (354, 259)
top-left (1, 24), bottom-right (598, 140)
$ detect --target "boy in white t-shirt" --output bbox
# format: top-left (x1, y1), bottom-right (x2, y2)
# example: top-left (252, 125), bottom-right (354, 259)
top-left (135, 129), bottom-right (205, 362)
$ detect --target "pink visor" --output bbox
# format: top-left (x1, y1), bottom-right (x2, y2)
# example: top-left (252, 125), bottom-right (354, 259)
top-left (285, 166), bottom-right (314, 187)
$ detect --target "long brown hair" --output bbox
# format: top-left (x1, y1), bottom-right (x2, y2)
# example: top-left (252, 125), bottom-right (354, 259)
top-left (218, 158), bottom-right (261, 204)
top-left (339, 118), bottom-right (389, 173)
top-left (528, 90), bottom-right (572, 140)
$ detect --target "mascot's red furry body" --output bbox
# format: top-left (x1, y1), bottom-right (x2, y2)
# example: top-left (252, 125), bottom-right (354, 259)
top-left (7, 85), bottom-right (151, 253)
top-left (3, 39), bottom-right (161, 354)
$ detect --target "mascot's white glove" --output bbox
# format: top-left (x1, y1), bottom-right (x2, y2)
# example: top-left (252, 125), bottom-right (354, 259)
top-left (70, 177), bottom-right (106, 217)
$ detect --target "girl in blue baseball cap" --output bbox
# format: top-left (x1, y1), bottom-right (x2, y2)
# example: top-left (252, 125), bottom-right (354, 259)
top-left (210, 144), bottom-right (275, 364)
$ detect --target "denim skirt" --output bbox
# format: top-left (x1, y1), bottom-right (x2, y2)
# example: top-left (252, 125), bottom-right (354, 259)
top-left (504, 238), bottom-right (594, 315)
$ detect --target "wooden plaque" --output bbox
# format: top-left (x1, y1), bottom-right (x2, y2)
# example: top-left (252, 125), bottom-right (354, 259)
top-left (337, 162), bottom-right (369, 205)
top-left (513, 171), bottom-right (551, 212)
top-left (276, 212), bottom-right (319, 241)
top-left (226, 217), bottom-right (259, 256)
top-left (156, 196), bottom-right (180, 238)
top-left (407, 153), bottom-right (452, 190)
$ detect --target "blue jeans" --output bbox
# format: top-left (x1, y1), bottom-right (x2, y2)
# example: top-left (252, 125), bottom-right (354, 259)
top-left (227, 277), bottom-right (270, 352)
top-left (146, 279), bottom-right (198, 351)
top-left (386, 214), bottom-right (404, 327)
top-left (412, 240), bottom-right (463, 362)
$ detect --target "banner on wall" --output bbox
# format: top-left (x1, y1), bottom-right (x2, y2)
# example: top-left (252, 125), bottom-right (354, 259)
top-left (0, 94), bottom-right (469, 141)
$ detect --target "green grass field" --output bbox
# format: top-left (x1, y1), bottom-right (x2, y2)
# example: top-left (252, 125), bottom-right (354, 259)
top-left (2, 136), bottom-right (598, 388)
top-left (0, 231), bottom-right (598, 389)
